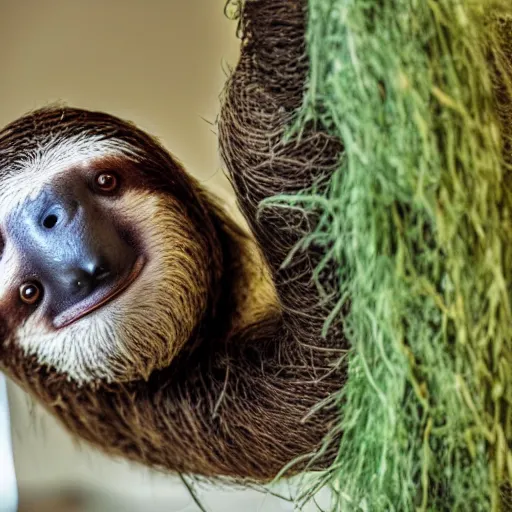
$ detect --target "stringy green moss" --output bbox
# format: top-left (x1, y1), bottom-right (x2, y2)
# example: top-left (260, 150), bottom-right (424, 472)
top-left (277, 1), bottom-right (512, 510)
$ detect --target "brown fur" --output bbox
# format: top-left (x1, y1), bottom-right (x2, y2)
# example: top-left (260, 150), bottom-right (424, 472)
top-left (0, 0), bottom-right (347, 481)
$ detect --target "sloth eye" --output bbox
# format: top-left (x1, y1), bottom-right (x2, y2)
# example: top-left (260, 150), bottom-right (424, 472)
top-left (19, 282), bottom-right (43, 306)
top-left (94, 172), bottom-right (119, 194)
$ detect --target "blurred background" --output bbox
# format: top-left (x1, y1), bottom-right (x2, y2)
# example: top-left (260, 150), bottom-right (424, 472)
top-left (0, 1), bottom-right (311, 511)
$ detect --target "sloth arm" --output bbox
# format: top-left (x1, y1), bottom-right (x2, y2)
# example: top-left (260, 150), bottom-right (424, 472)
top-left (219, 0), bottom-right (342, 333)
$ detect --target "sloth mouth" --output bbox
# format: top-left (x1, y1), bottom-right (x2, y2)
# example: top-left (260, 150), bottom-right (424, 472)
top-left (53, 256), bottom-right (146, 329)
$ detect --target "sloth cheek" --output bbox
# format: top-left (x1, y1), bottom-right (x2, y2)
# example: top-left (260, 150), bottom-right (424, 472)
top-left (0, 312), bottom-right (9, 344)
top-left (0, 304), bottom-right (20, 352)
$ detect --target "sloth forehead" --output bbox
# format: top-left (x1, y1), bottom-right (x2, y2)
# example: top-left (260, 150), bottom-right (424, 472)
top-left (0, 106), bottom-right (158, 221)
top-left (0, 134), bottom-right (136, 223)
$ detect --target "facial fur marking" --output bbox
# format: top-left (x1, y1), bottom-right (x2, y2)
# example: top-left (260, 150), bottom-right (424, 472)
top-left (12, 190), bottom-right (210, 384)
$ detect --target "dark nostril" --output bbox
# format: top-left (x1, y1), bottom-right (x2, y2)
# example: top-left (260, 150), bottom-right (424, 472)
top-left (92, 264), bottom-right (111, 282)
top-left (81, 261), bottom-right (112, 282)
top-left (70, 265), bottom-right (110, 296)
top-left (43, 214), bottom-right (59, 229)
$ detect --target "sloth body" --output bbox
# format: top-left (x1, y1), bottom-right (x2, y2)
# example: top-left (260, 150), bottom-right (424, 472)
top-left (0, 0), bottom-right (345, 480)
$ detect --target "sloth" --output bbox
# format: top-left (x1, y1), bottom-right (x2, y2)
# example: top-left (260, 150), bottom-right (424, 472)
top-left (1, 0), bottom-right (510, 486)
top-left (0, 0), bottom-right (346, 481)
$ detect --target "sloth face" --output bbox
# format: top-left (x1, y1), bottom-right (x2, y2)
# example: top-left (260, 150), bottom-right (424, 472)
top-left (0, 108), bottom-right (215, 384)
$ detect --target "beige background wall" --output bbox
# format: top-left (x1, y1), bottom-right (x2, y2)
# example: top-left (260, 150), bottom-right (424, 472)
top-left (0, 1), bottom-right (304, 511)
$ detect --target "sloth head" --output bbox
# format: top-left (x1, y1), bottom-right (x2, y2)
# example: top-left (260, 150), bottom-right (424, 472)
top-left (0, 107), bottom-right (228, 384)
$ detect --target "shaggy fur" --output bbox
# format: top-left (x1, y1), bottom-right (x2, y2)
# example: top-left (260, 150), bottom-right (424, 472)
top-left (0, 0), bottom-right (346, 481)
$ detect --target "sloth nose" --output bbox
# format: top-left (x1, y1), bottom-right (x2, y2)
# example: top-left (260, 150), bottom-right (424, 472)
top-left (68, 259), bottom-right (113, 296)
